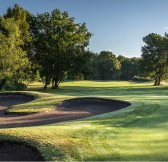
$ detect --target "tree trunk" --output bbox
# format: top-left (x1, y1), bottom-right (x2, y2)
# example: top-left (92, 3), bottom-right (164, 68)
top-left (44, 76), bottom-right (50, 89)
top-left (44, 80), bottom-right (48, 89)
top-left (51, 80), bottom-right (59, 89)
top-left (154, 76), bottom-right (157, 86)
top-left (52, 78), bottom-right (58, 89)
top-left (53, 83), bottom-right (59, 89)
top-left (52, 78), bottom-right (55, 88)
top-left (158, 76), bottom-right (161, 86)
top-left (51, 77), bottom-right (61, 89)
top-left (154, 75), bottom-right (161, 86)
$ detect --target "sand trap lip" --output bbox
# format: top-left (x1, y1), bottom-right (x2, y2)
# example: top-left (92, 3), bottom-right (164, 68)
top-left (0, 94), bottom-right (34, 116)
top-left (0, 142), bottom-right (43, 161)
top-left (0, 93), bottom-right (34, 106)
top-left (59, 97), bottom-right (131, 113)
top-left (0, 95), bottom-right (131, 128)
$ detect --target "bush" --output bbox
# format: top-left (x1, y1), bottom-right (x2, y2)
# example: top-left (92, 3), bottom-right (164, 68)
top-left (132, 76), bottom-right (152, 82)
top-left (14, 82), bottom-right (27, 90)
top-left (3, 82), bottom-right (27, 91)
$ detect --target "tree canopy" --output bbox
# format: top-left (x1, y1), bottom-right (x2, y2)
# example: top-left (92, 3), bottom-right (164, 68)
top-left (4, 4), bottom-right (32, 49)
top-left (0, 4), bottom-right (167, 90)
top-left (0, 17), bottom-right (29, 89)
top-left (30, 9), bottom-right (92, 88)
top-left (141, 33), bottom-right (168, 85)
top-left (95, 51), bottom-right (121, 80)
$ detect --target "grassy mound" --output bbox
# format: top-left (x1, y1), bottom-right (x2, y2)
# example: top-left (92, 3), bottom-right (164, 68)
top-left (1, 91), bottom-right (66, 114)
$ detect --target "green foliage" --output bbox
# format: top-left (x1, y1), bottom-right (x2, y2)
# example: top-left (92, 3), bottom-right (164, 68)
top-left (66, 50), bottom-right (96, 80)
top-left (4, 4), bottom-right (32, 46)
top-left (0, 17), bottom-right (29, 89)
top-left (69, 50), bottom-right (122, 80)
top-left (3, 81), bottom-right (27, 91)
top-left (30, 9), bottom-right (92, 88)
top-left (0, 4), bottom-right (35, 90)
top-left (118, 56), bottom-right (141, 80)
top-left (141, 33), bottom-right (168, 85)
top-left (2, 4), bottom-right (167, 90)
top-left (68, 51), bottom-right (141, 81)
top-left (0, 4), bottom-right (143, 88)
top-left (96, 51), bottom-right (121, 80)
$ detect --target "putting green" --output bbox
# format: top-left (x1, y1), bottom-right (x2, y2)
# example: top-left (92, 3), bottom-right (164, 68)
top-left (0, 81), bottom-right (168, 161)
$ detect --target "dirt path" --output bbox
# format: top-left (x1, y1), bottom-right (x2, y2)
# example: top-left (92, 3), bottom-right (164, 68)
top-left (0, 95), bottom-right (131, 128)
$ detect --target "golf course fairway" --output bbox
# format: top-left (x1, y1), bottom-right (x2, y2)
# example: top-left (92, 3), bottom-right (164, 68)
top-left (0, 81), bottom-right (168, 161)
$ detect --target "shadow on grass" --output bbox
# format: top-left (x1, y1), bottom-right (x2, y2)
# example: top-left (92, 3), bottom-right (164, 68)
top-left (81, 103), bottom-right (168, 130)
top-left (29, 85), bottom-right (168, 97)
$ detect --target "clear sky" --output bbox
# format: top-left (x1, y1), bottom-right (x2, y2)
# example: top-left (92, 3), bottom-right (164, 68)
top-left (1, 0), bottom-right (168, 57)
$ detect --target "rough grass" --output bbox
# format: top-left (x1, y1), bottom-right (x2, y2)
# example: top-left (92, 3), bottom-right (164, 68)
top-left (0, 81), bottom-right (168, 161)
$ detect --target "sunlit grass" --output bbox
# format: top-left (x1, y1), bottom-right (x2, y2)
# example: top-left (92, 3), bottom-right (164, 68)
top-left (4, 91), bottom-right (65, 114)
top-left (0, 81), bottom-right (168, 161)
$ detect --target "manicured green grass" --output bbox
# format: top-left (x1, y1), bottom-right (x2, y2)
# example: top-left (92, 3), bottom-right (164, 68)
top-left (0, 81), bottom-right (168, 161)
top-left (4, 91), bottom-right (65, 114)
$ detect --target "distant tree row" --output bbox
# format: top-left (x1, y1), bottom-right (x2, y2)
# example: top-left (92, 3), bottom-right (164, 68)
top-left (66, 50), bottom-right (142, 81)
top-left (66, 33), bottom-right (168, 85)
top-left (0, 4), bottom-right (167, 90)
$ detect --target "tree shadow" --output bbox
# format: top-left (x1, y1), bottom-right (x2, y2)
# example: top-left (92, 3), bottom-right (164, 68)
top-left (35, 85), bottom-right (168, 97)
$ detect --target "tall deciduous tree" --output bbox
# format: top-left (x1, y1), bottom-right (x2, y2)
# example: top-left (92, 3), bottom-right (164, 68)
top-left (0, 17), bottom-right (29, 89)
top-left (3, 4), bottom-right (34, 84)
top-left (141, 33), bottom-right (168, 86)
top-left (31, 9), bottom-right (92, 88)
top-left (4, 4), bottom-right (32, 47)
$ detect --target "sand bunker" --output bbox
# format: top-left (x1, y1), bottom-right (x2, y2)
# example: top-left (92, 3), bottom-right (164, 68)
top-left (0, 96), bottom-right (131, 160)
top-left (0, 95), bottom-right (131, 128)
top-left (0, 142), bottom-right (43, 161)
top-left (59, 97), bottom-right (130, 114)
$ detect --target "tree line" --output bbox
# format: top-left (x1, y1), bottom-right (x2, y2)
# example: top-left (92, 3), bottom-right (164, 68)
top-left (0, 4), bottom-right (167, 90)
top-left (67, 50), bottom-right (142, 81)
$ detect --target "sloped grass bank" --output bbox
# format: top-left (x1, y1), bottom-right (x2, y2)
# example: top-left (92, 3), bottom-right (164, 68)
top-left (0, 91), bottom-right (67, 114)
top-left (0, 81), bottom-right (168, 161)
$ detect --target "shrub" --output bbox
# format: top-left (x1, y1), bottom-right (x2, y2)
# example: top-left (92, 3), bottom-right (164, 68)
top-left (3, 82), bottom-right (27, 91)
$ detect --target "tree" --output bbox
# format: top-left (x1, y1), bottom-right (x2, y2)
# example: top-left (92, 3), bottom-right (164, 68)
top-left (118, 56), bottom-right (140, 80)
top-left (81, 51), bottom-right (98, 80)
top-left (66, 50), bottom-right (96, 80)
top-left (0, 17), bottom-right (29, 89)
top-left (4, 4), bottom-right (32, 48)
top-left (141, 33), bottom-right (168, 86)
top-left (31, 9), bottom-right (92, 88)
top-left (2, 4), bottom-right (35, 85)
top-left (96, 51), bottom-right (121, 80)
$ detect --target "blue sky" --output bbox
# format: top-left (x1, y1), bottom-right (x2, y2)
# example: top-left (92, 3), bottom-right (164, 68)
top-left (1, 0), bottom-right (168, 57)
